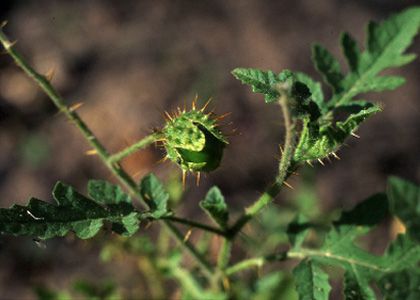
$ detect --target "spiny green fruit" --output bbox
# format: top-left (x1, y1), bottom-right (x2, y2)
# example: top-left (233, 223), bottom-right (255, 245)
top-left (161, 99), bottom-right (228, 178)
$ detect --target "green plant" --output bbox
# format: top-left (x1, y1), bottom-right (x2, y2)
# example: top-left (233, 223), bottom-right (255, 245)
top-left (0, 7), bottom-right (419, 299)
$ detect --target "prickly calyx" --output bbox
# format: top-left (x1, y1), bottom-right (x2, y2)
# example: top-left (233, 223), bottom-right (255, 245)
top-left (162, 102), bottom-right (228, 174)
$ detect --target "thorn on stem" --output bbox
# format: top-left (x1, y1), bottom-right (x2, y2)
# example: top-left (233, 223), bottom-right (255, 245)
top-left (156, 156), bottom-right (168, 164)
top-left (195, 172), bottom-right (201, 187)
top-left (5, 40), bottom-right (17, 49)
top-left (215, 112), bottom-right (232, 121)
top-left (192, 94), bottom-right (198, 110)
top-left (183, 229), bottom-right (192, 242)
top-left (317, 158), bottom-right (325, 166)
top-left (306, 160), bottom-right (314, 167)
top-left (176, 106), bottom-right (182, 115)
top-left (85, 149), bottom-right (98, 156)
top-left (1, 20), bottom-right (8, 28)
top-left (350, 132), bottom-right (360, 139)
top-left (200, 97), bottom-right (212, 112)
top-left (69, 102), bottom-right (84, 112)
top-left (182, 170), bottom-right (186, 190)
top-left (283, 181), bottom-right (294, 190)
top-left (164, 111), bottom-right (173, 121)
top-left (44, 68), bottom-right (56, 81)
top-left (331, 152), bottom-right (340, 160)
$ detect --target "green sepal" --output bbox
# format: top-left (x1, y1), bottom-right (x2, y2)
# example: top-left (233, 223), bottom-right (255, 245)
top-left (293, 104), bottom-right (381, 164)
top-left (163, 109), bottom-right (228, 173)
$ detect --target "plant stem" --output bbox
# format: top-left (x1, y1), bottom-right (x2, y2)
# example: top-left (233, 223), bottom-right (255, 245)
top-left (217, 239), bottom-right (232, 270)
top-left (225, 252), bottom-right (287, 276)
top-left (137, 256), bottom-right (166, 299)
top-left (225, 257), bottom-right (264, 276)
top-left (228, 87), bottom-right (297, 237)
top-left (0, 28), bottom-right (213, 277)
top-left (108, 132), bottom-right (163, 164)
top-left (159, 259), bottom-right (209, 299)
top-left (163, 221), bottom-right (213, 277)
top-left (164, 216), bottom-right (227, 237)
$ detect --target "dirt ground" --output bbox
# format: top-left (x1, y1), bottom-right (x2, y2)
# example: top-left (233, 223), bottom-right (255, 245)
top-left (0, 1), bottom-right (419, 298)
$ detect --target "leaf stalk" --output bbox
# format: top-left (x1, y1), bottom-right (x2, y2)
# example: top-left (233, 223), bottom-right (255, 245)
top-left (228, 85), bottom-right (297, 236)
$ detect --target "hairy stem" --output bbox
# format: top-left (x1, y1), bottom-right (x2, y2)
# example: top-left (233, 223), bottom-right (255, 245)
top-left (225, 252), bottom-right (287, 276)
top-left (0, 28), bottom-right (213, 278)
top-left (229, 87), bottom-right (297, 236)
top-left (164, 216), bottom-right (228, 237)
top-left (108, 132), bottom-right (163, 164)
top-left (163, 221), bottom-right (213, 277)
top-left (217, 239), bottom-right (232, 270)
top-left (137, 256), bottom-right (166, 299)
top-left (159, 260), bottom-right (208, 299)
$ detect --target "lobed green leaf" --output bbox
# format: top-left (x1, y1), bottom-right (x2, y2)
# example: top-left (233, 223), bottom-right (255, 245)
top-left (199, 186), bottom-right (229, 228)
top-left (330, 7), bottom-right (420, 107)
top-left (231, 68), bottom-right (294, 103)
top-left (293, 259), bottom-right (331, 300)
top-left (312, 44), bottom-right (344, 93)
top-left (139, 173), bottom-right (171, 219)
top-left (288, 180), bottom-right (420, 299)
top-left (387, 176), bottom-right (420, 243)
top-left (0, 181), bottom-right (140, 239)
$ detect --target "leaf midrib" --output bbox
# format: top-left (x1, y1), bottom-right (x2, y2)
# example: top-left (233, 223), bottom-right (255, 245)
top-left (289, 248), bottom-right (386, 272)
top-left (0, 209), bottom-right (137, 225)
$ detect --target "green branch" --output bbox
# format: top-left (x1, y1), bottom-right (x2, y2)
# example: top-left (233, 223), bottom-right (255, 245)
top-left (164, 216), bottom-right (228, 237)
top-left (228, 85), bottom-right (297, 236)
top-left (108, 132), bottom-right (163, 164)
top-left (225, 252), bottom-right (287, 276)
top-left (217, 239), bottom-right (232, 270)
top-left (0, 27), bottom-right (214, 278)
